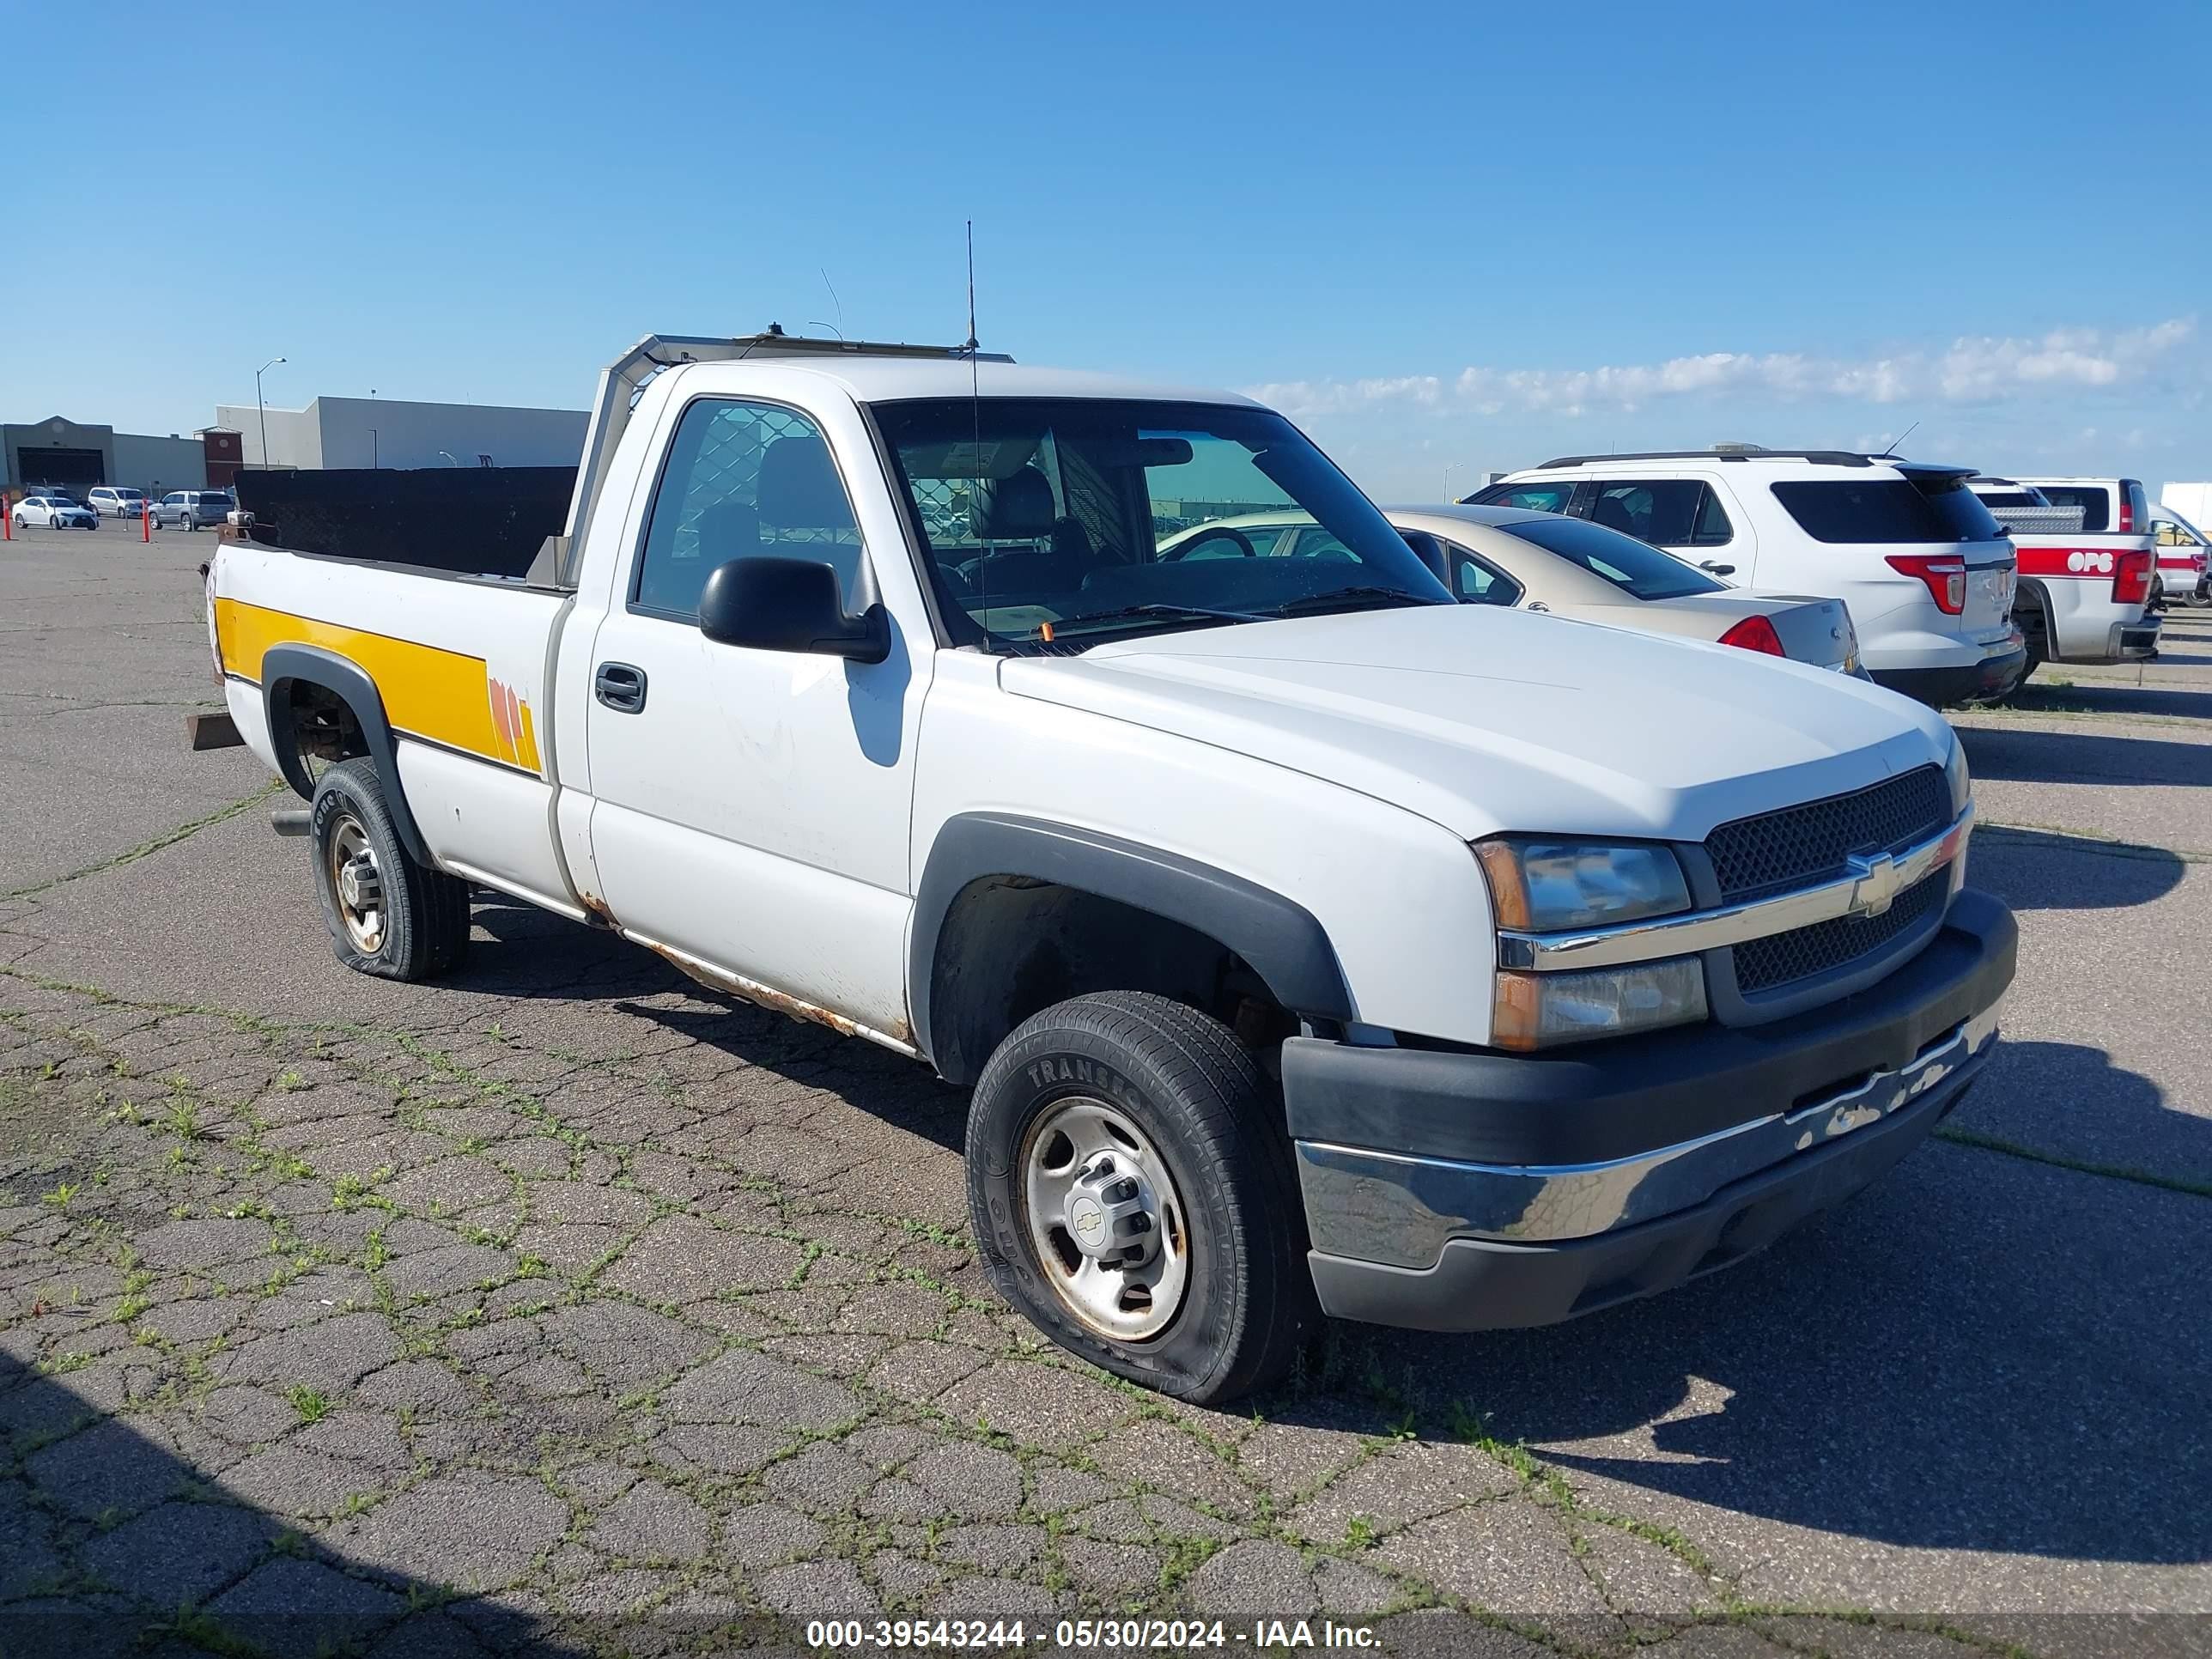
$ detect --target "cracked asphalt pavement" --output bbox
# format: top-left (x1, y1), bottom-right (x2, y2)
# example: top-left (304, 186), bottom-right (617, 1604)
top-left (1, 525), bottom-right (2207, 1657)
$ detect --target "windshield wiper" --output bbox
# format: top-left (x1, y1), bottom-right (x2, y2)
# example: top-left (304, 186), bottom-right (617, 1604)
top-left (1045, 601), bottom-right (1265, 635)
top-left (1266, 585), bottom-right (1443, 617)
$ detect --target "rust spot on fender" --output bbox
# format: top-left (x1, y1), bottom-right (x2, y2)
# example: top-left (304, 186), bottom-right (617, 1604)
top-left (641, 943), bottom-right (916, 1053)
top-left (576, 892), bottom-right (617, 928)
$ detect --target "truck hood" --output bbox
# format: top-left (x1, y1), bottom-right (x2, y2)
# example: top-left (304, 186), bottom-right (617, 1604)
top-left (1000, 606), bottom-right (1952, 842)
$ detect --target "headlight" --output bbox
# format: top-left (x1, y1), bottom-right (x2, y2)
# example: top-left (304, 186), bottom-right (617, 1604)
top-left (1944, 739), bottom-right (1970, 816)
top-left (1476, 838), bottom-right (1702, 1050)
top-left (1474, 838), bottom-right (1691, 932)
top-left (1493, 957), bottom-right (1708, 1051)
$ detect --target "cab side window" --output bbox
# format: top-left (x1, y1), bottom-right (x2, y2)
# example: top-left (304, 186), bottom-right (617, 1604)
top-left (633, 399), bottom-right (862, 621)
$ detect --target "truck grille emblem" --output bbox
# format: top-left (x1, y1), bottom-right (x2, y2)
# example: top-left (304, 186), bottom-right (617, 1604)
top-left (1846, 851), bottom-right (1901, 918)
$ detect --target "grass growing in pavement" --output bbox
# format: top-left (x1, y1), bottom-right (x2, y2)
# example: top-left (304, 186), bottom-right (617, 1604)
top-left (1934, 1126), bottom-right (2212, 1200)
top-left (285, 1385), bottom-right (331, 1423)
top-left (0, 781), bottom-right (286, 902)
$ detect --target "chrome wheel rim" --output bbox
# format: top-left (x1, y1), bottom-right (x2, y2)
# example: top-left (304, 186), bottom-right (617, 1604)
top-left (1018, 1094), bottom-right (1189, 1341)
top-left (326, 814), bottom-right (386, 954)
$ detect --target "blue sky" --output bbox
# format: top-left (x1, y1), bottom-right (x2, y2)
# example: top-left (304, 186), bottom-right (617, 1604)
top-left (9, 0), bottom-right (2208, 498)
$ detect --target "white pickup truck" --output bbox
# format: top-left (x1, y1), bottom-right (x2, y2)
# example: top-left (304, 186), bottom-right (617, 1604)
top-left (202, 332), bottom-right (2016, 1402)
top-left (1971, 476), bottom-right (2160, 672)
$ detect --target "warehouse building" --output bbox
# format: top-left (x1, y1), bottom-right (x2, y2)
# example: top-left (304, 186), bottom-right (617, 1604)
top-left (211, 395), bottom-right (588, 472)
top-left (4, 416), bottom-right (210, 495)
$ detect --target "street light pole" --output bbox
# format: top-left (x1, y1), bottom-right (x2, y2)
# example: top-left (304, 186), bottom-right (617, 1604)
top-left (437, 450), bottom-right (457, 467)
top-left (254, 356), bottom-right (287, 470)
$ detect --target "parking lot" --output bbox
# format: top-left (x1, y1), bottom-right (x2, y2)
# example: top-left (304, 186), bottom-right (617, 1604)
top-left (2, 520), bottom-right (2206, 1656)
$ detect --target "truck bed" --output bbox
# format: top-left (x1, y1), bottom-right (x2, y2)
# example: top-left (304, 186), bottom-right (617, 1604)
top-left (212, 534), bottom-right (580, 909)
top-left (233, 465), bottom-right (577, 584)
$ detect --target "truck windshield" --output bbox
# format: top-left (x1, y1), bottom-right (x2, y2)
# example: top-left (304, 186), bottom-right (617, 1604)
top-left (871, 398), bottom-right (1453, 648)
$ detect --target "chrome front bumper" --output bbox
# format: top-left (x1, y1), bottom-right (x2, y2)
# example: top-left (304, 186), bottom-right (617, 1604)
top-left (1297, 1004), bottom-right (1998, 1270)
top-left (1283, 887), bottom-right (2018, 1332)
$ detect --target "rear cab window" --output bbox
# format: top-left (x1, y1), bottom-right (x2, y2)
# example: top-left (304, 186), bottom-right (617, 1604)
top-left (2032, 486), bottom-right (2109, 533)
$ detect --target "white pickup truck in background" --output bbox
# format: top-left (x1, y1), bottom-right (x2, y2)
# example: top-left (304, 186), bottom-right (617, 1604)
top-left (200, 332), bottom-right (2016, 1401)
top-left (1967, 475), bottom-right (2160, 672)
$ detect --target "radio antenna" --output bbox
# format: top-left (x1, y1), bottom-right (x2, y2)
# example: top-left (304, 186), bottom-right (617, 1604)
top-left (1877, 419), bottom-right (1920, 459)
top-left (963, 221), bottom-right (990, 636)
top-left (963, 222), bottom-right (979, 353)
top-left (808, 268), bottom-right (846, 340)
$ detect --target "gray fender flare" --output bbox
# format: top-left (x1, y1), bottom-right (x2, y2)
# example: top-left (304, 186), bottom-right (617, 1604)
top-left (908, 812), bottom-right (1352, 1080)
top-left (260, 644), bottom-right (433, 866)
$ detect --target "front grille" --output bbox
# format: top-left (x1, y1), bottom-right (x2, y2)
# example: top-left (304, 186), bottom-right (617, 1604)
top-left (1733, 870), bottom-right (1948, 994)
top-left (1706, 766), bottom-right (1950, 903)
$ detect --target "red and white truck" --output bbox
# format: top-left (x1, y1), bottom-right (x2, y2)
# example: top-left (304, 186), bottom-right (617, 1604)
top-left (1969, 477), bottom-right (2158, 674)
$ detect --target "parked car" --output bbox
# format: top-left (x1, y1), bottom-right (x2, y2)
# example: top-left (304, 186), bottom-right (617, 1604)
top-left (13, 492), bottom-right (99, 530)
top-left (1468, 449), bottom-right (2024, 705)
top-left (198, 332), bottom-right (2014, 1402)
top-left (1167, 505), bottom-right (1865, 672)
top-left (87, 486), bottom-right (149, 520)
top-left (1994, 477), bottom-right (2160, 668)
top-left (153, 489), bottom-right (235, 530)
top-left (2149, 503), bottom-right (2210, 606)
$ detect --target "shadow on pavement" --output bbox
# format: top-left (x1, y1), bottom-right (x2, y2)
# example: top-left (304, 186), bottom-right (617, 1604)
top-left (1265, 1040), bottom-right (2209, 1569)
top-left (1959, 722), bottom-right (2211, 787)
top-left (1968, 824), bottom-right (2187, 910)
top-left (452, 890), bottom-right (969, 1156)
top-left (0, 1356), bottom-right (567, 1656)
top-left (339, 866), bottom-right (2209, 1577)
top-left (1959, 1036), bottom-right (2212, 1192)
top-left (2001, 683), bottom-right (2212, 720)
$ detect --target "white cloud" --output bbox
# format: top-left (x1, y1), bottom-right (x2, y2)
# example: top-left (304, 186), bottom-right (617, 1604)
top-left (1251, 318), bottom-right (2197, 420)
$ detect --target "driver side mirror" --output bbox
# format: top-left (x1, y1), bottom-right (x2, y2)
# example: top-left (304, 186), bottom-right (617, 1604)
top-left (697, 556), bottom-right (890, 664)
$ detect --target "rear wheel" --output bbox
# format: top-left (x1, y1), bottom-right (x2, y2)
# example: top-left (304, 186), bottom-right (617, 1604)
top-left (2012, 597), bottom-right (2048, 683)
top-left (966, 990), bottom-right (1314, 1404)
top-left (309, 757), bottom-right (471, 981)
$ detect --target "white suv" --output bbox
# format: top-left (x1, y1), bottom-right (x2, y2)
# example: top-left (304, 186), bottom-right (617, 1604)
top-left (87, 486), bottom-right (148, 520)
top-left (153, 489), bottom-right (235, 531)
top-left (1471, 449), bottom-right (2025, 705)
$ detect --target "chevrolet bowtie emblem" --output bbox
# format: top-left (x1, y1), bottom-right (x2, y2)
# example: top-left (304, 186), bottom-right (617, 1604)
top-left (1846, 851), bottom-right (1900, 917)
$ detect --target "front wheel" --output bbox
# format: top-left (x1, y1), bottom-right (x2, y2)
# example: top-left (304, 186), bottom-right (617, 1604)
top-left (966, 991), bottom-right (1314, 1404)
top-left (309, 757), bottom-right (472, 981)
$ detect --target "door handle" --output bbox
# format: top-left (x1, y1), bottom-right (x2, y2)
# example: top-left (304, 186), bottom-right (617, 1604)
top-left (594, 661), bottom-right (647, 713)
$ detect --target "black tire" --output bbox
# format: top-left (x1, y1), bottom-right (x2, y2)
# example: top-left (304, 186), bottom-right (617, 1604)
top-left (966, 990), bottom-right (1314, 1404)
top-left (309, 757), bottom-right (471, 981)
top-left (2011, 598), bottom-right (2048, 685)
